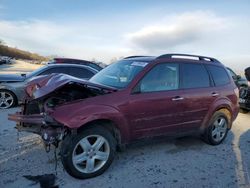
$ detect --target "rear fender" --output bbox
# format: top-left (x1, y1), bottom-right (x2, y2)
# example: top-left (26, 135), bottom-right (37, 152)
top-left (200, 98), bottom-right (235, 131)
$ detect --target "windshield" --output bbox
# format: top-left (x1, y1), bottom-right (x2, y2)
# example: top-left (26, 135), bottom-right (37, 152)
top-left (89, 60), bottom-right (148, 88)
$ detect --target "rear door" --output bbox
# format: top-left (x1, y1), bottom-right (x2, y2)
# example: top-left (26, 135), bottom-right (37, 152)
top-left (180, 63), bottom-right (217, 132)
top-left (128, 63), bottom-right (185, 139)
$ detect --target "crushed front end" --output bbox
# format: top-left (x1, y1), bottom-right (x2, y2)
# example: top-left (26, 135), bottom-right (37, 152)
top-left (8, 73), bottom-right (116, 150)
top-left (9, 99), bottom-right (66, 150)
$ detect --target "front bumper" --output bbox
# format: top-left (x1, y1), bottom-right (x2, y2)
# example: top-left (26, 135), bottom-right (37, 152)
top-left (9, 112), bottom-right (44, 134)
top-left (9, 112), bottom-right (45, 124)
top-left (8, 112), bottom-right (65, 145)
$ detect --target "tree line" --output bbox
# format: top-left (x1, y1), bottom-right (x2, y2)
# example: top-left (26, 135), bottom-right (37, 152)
top-left (0, 39), bottom-right (48, 61)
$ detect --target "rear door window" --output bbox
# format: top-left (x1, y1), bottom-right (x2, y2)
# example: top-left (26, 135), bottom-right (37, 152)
top-left (69, 67), bottom-right (94, 79)
top-left (181, 63), bottom-right (210, 89)
top-left (207, 65), bottom-right (230, 86)
top-left (39, 67), bottom-right (69, 75)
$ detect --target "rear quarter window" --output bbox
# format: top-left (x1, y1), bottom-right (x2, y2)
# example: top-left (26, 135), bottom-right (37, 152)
top-left (207, 65), bottom-right (230, 86)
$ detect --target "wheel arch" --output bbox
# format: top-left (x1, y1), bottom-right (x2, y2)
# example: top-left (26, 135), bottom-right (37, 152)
top-left (201, 101), bottom-right (233, 132)
top-left (73, 118), bottom-right (126, 150)
top-left (52, 104), bottom-right (131, 145)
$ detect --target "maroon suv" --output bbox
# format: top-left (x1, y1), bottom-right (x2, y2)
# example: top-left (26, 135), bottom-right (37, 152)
top-left (9, 54), bottom-right (239, 179)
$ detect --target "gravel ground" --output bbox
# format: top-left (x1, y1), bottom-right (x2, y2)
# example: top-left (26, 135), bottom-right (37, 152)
top-left (0, 107), bottom-right (250, 188)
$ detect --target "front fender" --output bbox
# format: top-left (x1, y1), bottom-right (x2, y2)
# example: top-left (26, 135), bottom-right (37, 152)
top-left (51, 103), bottom-right (130, 142)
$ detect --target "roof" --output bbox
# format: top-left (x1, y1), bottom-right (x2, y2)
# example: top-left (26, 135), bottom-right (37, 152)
top-left (123, 56), bottom-right (156, 62)
top-left (54, 58), bottom-right (93, 63)
top-left (46, 63), bottom-right (99, 73)
top-left (124, 54), bottom-right (221, 64)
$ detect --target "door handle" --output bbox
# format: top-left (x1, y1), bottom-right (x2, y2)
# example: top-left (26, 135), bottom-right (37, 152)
top-left (172, 96), bottom-right (184, 101)
top-left (211, 92), bottom-right (219, 97)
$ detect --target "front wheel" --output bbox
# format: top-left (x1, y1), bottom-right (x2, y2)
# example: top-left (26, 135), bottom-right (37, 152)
top-left (202, 111), bottom-right (229, 145)
top-left (60, 126), bottom-right (116, 179)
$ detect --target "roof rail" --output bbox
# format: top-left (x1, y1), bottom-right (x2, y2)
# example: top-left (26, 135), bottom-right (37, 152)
top-left (124, 55), bottom-right (152, 59)
top-left (156, 53), bottom-right (219, 63)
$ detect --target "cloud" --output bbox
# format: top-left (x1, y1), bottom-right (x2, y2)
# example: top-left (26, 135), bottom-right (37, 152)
top-left (0, 19), bottom-right (128, 62)
top-left (0, 20), bottom-right (70, 53)
top-left (126, 11), bottom-right (229, 52)
top-left (0, 10), bottom-right (249, 67)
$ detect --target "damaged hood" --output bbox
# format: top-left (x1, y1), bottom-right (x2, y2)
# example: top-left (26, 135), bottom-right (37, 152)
top-left (26, 73), bottom-right (117, 99)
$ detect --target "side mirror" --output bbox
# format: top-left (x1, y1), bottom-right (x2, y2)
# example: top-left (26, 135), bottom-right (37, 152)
top-left (21, 73), bottom-right (26, 77)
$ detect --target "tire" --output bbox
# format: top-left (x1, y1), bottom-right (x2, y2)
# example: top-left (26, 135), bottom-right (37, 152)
top-left (0, 89), bottom-right (17, 109)
top-left (240, 108), bottom-right (249, 114)
top-left (60, 126), bottom-right (116, 179)
top-left (202, 111), bottom-right (229, 145)
top-left (239, 85), bottom-right (248, 90)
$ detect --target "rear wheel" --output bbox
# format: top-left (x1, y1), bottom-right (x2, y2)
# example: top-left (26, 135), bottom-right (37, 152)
top-left (0, 89), bottom-right (17, 109)
top-left (60, 126), bottom-right (116, 179)
top-left (202, 111), bottom-right (229, 145)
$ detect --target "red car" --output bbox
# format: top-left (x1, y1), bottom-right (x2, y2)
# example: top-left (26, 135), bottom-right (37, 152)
top-left (9, 54), bottom-right (239, 179)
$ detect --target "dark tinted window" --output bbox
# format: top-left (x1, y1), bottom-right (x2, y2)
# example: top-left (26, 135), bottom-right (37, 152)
top-left (207, 65), bottom-right (230, 86)
top-left (88, 64), bottom-right (102, 71)
top-left (182, 63), bottom-right (210, 89)
top-left (139, 63), bottom-right (179, 92)
top-left (69, 67), bottom-right (94, 79)
top-left (39, 67), bottom-right (69, 75)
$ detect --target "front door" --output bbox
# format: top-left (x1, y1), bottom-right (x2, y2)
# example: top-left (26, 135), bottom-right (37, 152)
top-left (128, 63), bottom-right (185, 139)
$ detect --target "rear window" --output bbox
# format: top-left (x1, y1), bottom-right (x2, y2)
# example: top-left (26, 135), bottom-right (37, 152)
top-left (207, 65), bottom-right (230, 86)
top-left (181, 63), bottom-right (210, 89)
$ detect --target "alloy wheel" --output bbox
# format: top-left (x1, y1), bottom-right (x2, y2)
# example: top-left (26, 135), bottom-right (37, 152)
top-left (72, 135), bottom-right (110, 174)
top-left (0, 91), bottom-right (14, 109)
top-left (211, 117), bottom-right (227, 142)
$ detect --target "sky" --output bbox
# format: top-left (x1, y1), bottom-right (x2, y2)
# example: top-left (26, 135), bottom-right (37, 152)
top-left (0, 0), bottom-right (249, 70)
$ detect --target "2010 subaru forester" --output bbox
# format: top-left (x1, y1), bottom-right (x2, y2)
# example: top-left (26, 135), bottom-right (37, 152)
top-left (9, 54), bottom-right (239, 179)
